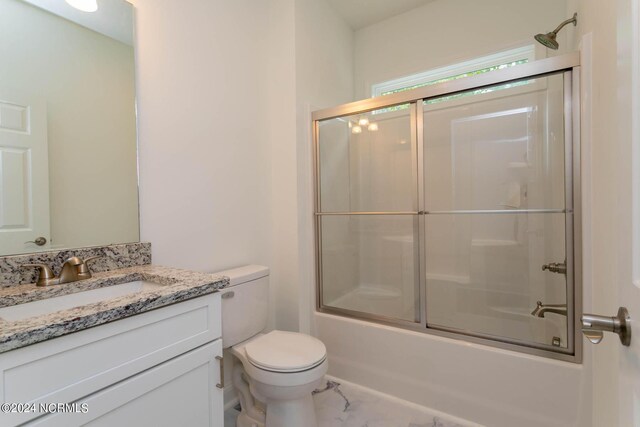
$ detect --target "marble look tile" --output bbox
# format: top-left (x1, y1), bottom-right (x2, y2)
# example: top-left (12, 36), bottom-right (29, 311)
top-left (0, 264), bottom-right (229, 353)
top-left (313, 376), bottom-right (480, 427)
top-left (0, 242), bottom-right (152, 287)
top-left (225, 376), bottom-right (481, 427)
top-left (225, 407), bottom-right (240, 426)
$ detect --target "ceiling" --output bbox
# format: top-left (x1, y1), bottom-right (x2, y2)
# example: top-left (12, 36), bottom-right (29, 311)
top-left (326, 0), bottom-right (437, 30)
top-left (23, 0), bottom-right (133, 45)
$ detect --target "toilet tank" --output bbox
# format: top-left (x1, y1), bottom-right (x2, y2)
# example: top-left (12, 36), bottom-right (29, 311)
top-left (216, 265), bottom-right (269, 348)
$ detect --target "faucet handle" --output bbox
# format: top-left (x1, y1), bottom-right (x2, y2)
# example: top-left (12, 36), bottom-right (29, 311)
top-left (76, 256), bottom-right (104, 280)
top-left (21, 264), bottom-right (55, 286)
top-left (531, 301), bottom-right (544, 316)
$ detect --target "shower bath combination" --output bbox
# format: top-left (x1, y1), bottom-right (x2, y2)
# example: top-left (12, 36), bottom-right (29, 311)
top-left (312, 52), bottom-right (583, 362)
top-left (535, 13), bottom-right (578, 50)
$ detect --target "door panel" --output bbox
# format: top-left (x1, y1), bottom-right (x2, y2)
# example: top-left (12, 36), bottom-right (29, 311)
top-left (320, 214), bottom-right (420, 322)
top-left (0, 94), bottom-right (50, 254)
top-left (425, 212), bottom-right (568, 349)
top-left (423, 73), bottom-right (572, 352)
top-left (590, 0), bottom-right (640, 424)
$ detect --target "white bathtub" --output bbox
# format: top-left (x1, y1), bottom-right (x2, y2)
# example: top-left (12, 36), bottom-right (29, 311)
top-left (315, 312), bottom-right (591, 427)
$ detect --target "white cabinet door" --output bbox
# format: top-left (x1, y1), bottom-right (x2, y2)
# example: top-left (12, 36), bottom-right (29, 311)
top-left (0, 92), bottom-right (50, 254)
top-left (30, 340), bottom-right (224, 427)
top-left (0, 292), bottom-right (221, 427)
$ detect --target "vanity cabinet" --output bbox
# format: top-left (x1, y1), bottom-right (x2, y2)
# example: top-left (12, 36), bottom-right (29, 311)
top-left (30, 341), bottom-right (222, 427)
top-left (0, 293), bottom-right (223, 427)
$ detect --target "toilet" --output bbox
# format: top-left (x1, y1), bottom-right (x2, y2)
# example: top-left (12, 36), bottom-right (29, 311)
top-left (217, 265), bottom-right (328, 427)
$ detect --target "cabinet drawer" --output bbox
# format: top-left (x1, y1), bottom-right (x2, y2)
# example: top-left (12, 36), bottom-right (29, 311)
top-left (29, 340), bottom-right (223, 427)
top-left (0, 292), bottom-right (221, 426)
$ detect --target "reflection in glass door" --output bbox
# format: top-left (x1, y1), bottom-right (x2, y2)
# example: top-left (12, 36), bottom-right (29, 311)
top-left (314, 59), bottom-right (579, 360)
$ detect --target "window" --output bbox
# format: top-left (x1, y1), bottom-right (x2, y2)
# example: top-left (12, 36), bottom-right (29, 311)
top-left (371, 45), bottom-right (536, 98)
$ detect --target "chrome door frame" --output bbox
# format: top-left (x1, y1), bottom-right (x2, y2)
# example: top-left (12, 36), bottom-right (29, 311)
top-left (312, 52), bottom-right (583, 363)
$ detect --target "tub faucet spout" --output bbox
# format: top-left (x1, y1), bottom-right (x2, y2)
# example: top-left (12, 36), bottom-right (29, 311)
top-left (531, 301), bottom-right (567, 318)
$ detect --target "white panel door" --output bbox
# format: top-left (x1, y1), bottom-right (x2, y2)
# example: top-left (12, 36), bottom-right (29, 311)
top-left (0, 93), bottom-right (50, 254)
top-left (590, 0), bottom-right (640, 425)
top-left (616, 0), bottom-right (640, 424)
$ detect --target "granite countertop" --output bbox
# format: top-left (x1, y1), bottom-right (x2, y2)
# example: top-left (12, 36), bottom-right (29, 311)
top-left (0, 265), bottom-right (229, 353)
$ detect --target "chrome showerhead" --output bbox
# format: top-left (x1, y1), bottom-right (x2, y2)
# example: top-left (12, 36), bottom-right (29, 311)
top-left (534, 13), bottom-right (577, 50)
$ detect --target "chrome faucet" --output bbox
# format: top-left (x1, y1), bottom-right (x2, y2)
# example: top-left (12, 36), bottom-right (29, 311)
top-left (531, 300), bottom-right (568, 318)
top-left (22, 256), bottom-right (93, 286)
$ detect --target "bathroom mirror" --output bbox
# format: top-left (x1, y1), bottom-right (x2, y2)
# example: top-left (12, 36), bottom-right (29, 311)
top-left (0, 0), bottom-right (138, 256)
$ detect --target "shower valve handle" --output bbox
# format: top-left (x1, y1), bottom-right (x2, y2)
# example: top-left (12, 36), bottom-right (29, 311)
top-left (542, 261), bottom-right (566, 275)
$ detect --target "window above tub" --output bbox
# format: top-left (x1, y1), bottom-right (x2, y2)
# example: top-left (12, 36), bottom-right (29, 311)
top-left (371, 45), bottom-right (537, 98)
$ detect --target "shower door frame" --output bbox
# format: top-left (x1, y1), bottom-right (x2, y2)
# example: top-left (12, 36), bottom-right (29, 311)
top-left (312, 52), bottom-right (582, 363)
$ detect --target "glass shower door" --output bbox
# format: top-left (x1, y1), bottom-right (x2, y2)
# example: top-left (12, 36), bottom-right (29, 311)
top-left (317, 105), bottom-right (421, 323)
top-left (422, 72), bottom-right (572, 350)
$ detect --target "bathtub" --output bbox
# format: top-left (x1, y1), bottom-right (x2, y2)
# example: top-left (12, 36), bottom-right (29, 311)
top-left (314, 311), bottom-right (591, 427)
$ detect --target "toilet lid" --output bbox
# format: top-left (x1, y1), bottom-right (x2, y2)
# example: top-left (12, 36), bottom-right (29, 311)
top-left (245, 330), bottom-right (327, 373)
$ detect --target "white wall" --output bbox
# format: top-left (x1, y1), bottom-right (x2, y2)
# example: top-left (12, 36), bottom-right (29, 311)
top-left (130, 0), bottom-right (353, 407)
top-left (353, 0), bottom-right (569, 100)
top-left (293, 0), bottom-right (355, 333)
top-left (0, 0), bottom-right (139, 250)
top-left (266, 0), bottom-right (297, 332)
top-left (131, 0), bottom-right (272, 273)
top-left (131, 0), bottom-right (352, 332)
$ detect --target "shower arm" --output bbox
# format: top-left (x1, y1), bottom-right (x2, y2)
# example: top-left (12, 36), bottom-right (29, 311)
top-left (551, 13), bottom-right (577, 35)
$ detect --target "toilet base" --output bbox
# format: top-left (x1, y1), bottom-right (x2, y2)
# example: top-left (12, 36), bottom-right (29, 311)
top-left (264, 394), bottom-right (317, 427)
top-left (235, 394), bottom-right (318, 427)
top-left (232, 360), bottom-right (324, 427)
top-left (236, 411), bottom-right (265, 427)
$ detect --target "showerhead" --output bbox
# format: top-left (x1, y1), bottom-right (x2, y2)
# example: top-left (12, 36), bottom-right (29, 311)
top-left (534, 13), bottom-right (577, 50)
top-left (535, 32), bottom-right (559, 50)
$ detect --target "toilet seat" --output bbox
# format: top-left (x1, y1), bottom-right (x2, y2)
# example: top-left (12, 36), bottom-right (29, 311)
top-left (244, 330), bottom-right (326, 373)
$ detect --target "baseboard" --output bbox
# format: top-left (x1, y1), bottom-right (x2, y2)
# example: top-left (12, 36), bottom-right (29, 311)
top-left (224, 386), bottom-right (239, 411)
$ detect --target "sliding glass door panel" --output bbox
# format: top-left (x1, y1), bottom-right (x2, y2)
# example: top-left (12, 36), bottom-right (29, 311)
top-left (318, 105), bottom-right (416, 213)
top-left (425, 212), bottom-right (568, 348)
top-left (319, 215), bottom-right (420, 323)
top-left (423, 74), bottom-right (566, 212)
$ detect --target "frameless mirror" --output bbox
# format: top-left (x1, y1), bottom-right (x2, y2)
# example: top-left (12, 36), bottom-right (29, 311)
top-left (0, 0), bottom-right (138, 256)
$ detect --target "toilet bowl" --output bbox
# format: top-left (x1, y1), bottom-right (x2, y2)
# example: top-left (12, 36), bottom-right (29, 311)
top-left (232, 331), bottom-right (327, 427)
top-left (216, 265), bottom-right (327, 427)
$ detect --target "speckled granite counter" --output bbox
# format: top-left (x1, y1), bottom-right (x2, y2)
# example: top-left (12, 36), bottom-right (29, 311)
top-left (0, 265), bottom-right (229, 353)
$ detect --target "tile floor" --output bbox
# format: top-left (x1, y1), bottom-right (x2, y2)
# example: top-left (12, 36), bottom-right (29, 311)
top-left (224, 376), bottom-right (481, 427)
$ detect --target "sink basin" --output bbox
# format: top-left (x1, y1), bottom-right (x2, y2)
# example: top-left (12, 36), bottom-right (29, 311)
top-left (0, 281), bottom-right (163, 322)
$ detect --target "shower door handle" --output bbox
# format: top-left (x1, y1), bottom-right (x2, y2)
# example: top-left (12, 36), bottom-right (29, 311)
top-left (581, 307), bottom-right (631, 346)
